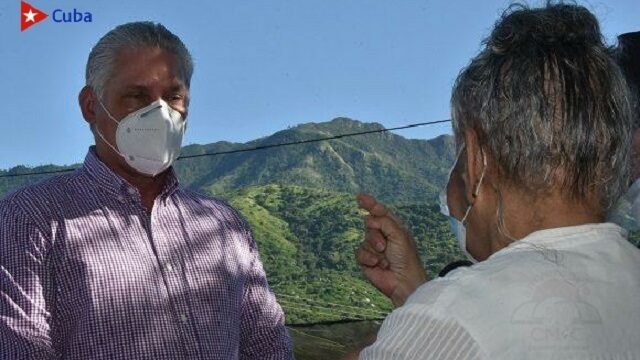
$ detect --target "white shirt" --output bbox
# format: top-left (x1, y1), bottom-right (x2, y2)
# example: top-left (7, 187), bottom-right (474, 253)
top-left (360, 223), bottom-right (640, 360)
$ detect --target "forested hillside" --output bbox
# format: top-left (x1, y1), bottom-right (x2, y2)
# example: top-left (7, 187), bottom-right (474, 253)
top-left (224, 184), bottom-right (463, 323)
top-left (4, 116), bottom-right (640, 357)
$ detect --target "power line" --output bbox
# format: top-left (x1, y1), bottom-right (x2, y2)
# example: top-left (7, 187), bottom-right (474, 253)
top-left (0, 119), bottom-right (451, 179)
top-left (281, 301), bottom-right (366, 320)
top-left (0, 167), bottom-right (77, 178)
top-left (288, 317), bottom-right (382, 327)
top-left (278, 297), bottom-right (387, 318)
top-left (279, 299), bottom-right (384, 321)
top-left (177, 119), bottom-right (451, 160)
top-left (276, 293), bottom-right (389, 316)
top-left (286, 327), bottom-right (347, 350)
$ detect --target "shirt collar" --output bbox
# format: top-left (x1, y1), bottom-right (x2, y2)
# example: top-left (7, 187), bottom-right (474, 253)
top-left (488, 222), bottom-right (627, 260)
top-left (81, 146), bottom-right (180, 200)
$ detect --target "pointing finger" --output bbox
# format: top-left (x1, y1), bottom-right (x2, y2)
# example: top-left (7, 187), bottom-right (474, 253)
top-left (357, 193), bottom-right (378, 211)
top-left (357, 193), bottom-right (389, 217)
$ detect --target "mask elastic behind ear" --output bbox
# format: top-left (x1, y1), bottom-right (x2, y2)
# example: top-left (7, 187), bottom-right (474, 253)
top-left (439, 144), bottom-right (487, 263)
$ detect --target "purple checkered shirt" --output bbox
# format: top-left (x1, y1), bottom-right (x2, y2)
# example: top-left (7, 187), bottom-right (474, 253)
top-left (0, 148), bottom-right (292, 359)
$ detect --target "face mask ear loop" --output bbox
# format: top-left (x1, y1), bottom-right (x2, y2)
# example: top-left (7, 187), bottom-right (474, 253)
top-left (461, 150), bottom-right (487, 225)
top-left (97, 99), bottom-right (121, 126)
top-left (95, 98), bottom-right (124, 158)
top-left (94, 125), bottom-right (122, 158)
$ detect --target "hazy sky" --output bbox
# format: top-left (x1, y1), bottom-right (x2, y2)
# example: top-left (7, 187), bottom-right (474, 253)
top-left (1, 0), bottom-right (638, 169)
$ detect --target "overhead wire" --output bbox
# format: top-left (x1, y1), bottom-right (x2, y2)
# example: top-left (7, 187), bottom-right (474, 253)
top-left (0, 118), bottom-right (451, 326)
top-left (276, 293), bottom-right (388, 316)
top-left (285, 327), bottom-right (347, 350)
top-left (278, 297), bottom-right (387, 319)
top-left (0, 119), bottom-right (451, 178)
top-left (278, 299), bottom-right (382, 321)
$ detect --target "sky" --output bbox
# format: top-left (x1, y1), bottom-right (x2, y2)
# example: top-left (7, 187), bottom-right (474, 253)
top-left (0, 0), bottom-right (638, 170)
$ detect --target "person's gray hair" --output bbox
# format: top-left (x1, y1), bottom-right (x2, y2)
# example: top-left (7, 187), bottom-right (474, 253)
top-left (614, 32), bottom-right (640, 129)
top-left (85, 21), bottom-right (193, 99)
top-left (450, 2), bottom-right (633, 212)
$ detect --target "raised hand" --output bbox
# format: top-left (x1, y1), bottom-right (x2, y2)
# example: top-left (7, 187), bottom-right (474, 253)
top-left (356, 193), bottom-right (428, 307)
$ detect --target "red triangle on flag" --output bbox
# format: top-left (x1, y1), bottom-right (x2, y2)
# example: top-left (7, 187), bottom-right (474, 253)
top-left (21, 1), bottom-right (48, 32)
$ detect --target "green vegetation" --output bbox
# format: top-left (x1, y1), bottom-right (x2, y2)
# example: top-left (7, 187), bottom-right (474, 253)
top-left (0, 165), bottom-right (76, 195)
top-left (0, 118), bottom-right (462, 325)
top-left (174, 117), bottom-right (457, 204)
top-left (1, 118), bottom-right (456, 204)
top-left (3, 117), bottom-right (639, 328)
top-left (223, 184), bottom-right (463, 324)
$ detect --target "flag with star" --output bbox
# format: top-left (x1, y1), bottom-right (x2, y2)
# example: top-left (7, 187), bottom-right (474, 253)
top-left (21, 0), bottom-right (48, 32)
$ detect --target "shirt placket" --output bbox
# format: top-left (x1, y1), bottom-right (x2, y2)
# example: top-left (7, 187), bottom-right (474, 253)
top-left (148, 199), bottom-right (201, 359)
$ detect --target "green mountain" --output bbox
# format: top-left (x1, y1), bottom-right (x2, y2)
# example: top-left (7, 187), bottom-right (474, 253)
top-left (176, 117), bottom-right (456, 203)
top-left (1, 118), bottom-right (455, 203)
top-left (4, 117), bottom-right (640, 357)
top-left (0, 118), bottom-right (463, 325)
top-left (225, 184), bottom-right (463, 324)
top-left (0, 165), bottom-right (77, 196)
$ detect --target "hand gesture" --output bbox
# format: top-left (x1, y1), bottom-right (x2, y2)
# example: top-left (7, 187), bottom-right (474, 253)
top-left (356, 193), bottom-right (428, 306)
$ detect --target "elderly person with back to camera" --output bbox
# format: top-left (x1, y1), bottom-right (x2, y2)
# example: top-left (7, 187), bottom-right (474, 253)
top-left (349, 3), bottom-right (640, 359)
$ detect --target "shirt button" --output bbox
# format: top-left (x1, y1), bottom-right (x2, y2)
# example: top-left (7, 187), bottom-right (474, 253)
top-left (166, 263), bottom-right (174, 272)
top-left (180, 314), bottom-right (188, 323)
top-left (127, 187), bottom-right (137, 195)
top-left (116, 195), bottom-right (126, 203)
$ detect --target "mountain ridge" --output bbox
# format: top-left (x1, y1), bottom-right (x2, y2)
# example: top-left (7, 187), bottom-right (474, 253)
top-left (1, 117), bottom-right (455, 203)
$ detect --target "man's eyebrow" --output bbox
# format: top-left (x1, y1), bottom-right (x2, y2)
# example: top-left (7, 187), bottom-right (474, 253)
top-left (122, 85), bottom-right (149, 93)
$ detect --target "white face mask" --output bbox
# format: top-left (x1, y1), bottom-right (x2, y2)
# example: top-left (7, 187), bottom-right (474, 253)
top-left (96, 99), bottom-right (186, 177)
top-left (439, 144), bottom-right (487, 263)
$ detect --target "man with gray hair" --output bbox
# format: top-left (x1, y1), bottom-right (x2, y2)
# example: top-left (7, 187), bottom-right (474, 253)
top-left (0, 22), bottom-right (292, 359)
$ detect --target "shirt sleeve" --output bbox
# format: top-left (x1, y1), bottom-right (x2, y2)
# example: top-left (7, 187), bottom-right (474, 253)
top-left (359, 303), bottom-right (484, 360)
top-left (238, 227), bottom-right (293, 360)
top-left (0, 199), bottom-right (56, 359)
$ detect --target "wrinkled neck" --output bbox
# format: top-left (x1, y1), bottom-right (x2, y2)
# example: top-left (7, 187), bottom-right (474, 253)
top-left (487, 188), bottom-right (604, 256)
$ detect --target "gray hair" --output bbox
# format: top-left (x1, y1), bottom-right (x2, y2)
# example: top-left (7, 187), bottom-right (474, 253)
top-left (86, 21), bottom-right (193, 98)
top-left (614, 32), bottom-right (640, 128)
top-left (450, 2), bottom-right (633, 211)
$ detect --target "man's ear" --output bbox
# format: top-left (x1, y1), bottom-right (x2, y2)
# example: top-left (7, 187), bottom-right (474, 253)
top-left (462, 129), bottom-right (485, 204)
top-left (79, 86), bottom-right (98, 126)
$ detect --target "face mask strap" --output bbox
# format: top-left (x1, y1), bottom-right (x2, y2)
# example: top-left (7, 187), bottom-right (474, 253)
top-left (94, 99), bottom-right (126, 158)
top-left (461, 149), bottom-right (487, 224)
top-left (94, 123), bottom-right (123, 158)
top-left (97, 98), bottom-right (121, 126)
top-left (473, 151), bottom-right (488, 197)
